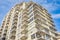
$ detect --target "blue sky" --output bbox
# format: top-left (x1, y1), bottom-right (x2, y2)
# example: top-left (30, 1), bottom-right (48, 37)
top-left (0, 0), bottom-right (60, 32)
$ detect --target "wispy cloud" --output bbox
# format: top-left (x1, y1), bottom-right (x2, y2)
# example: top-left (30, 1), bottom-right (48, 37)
top-left (33, 0), bottom-right (60, 12)
top-left (52, 14), bottom-right (60, 19)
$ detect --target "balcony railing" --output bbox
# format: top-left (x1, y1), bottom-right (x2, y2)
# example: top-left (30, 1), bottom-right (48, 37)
top-left (36, 27), bottom-right (50, 35)
top-left (20, 34), bottom-right (27, 40)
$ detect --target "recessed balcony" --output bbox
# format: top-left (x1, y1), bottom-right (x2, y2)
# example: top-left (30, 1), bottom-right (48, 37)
top-left (13, 18), bottom-right (18, 21)
top-left (22, 14), bottom-right (28, 17)
top-left (10, 36), bottom-right (15, 40)
top-left (21, 23), bottom-right (28, 28)
top-left (21, 29), bottom-right (28, 34)
top-left (0, 32), bottom-right (1, 34)
top-left (36, 32), bottom-right (45, 40)
top-left (2, 37), bottom-right (6, 40)
top-left (35, 19), bottom-right (41, 25)
top-left (14, 16), bottom-right (18, 19)
top-left (10, 33), bottom-right (16, 37)
top-left (13, 22), bottom-right (17, 25)
top-left (10, 31), bottom-right (16, 39)
top-left (3, 33), bottom-right (6, 36)
top-left (53, 37), bottom-right (57, 40)
top-left (11, 24), bottom-right (17, 29)
top-left (49, 26), bottom-right (56, 31)
top-left (14, 14), bottom-right (18, 17)
top-left (21, 25), bottom-right (28, 29)
top-left (34, 14), bottom-right (40, 18)
top-left (4, 30), bottom-right (7, 33)
top-left (22, 10), bottom-right (28, 14)
top-left (31, 31), bottom-right (45, 40)
top-left (22, 18), bottom-right (28, 21)
top-left (22, 21), bottom-right (28, 24)
top-left (36, 27), bottom-right (50, 35)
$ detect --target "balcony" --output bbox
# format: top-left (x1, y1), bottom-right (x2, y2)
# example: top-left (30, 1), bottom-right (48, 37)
top-left (10, 36), bottom-right (15, 40)
top-left (50, 32), bottom-right (56, 38)
top-left (0, 31), bottom-right (1, 34)
top-left (36, 32), bottom-right (45, 40)
top-left (3, 33), bottom-right (6, 37)
top-left (36, 27), bottom-right (50, 35)
top-left (22, 10), bottom-right (28, 14)
top-left (21, 23), bottom-right (28, 28)
top-left (40, 29), bottom-right (50, 35)
top-left (53, 37), bottom-right (57, 40)
top-left (7, 20), bottom-right (10, 23)
top-left (11, 24), bottom-right (17, 29)
top-left (20, 34), bottom-right (27, 40)
top-left (22, 17), bottom-right (28, 21)
top-left (2, 37), bottom-right (6, 40)
top-left (21, 29), bottom-right (28, 34)
top-left (10, 33), bottom-right (16, 37)
top-left (5, 27), bottom-right (8, 30)
top-left (21, 25), bottom-right (28, 29)
top-left (4, 30), bottom-right (7, 33)
top-left (49, 26), bottom-right (56, 31)
top-left (22, 20), bottom-right (28, 23)
top-left (11, 27), bottom-right (16, 33)
top-left (6, 23), bottom-right (9, 26)
top-left (13, 22), bottom-right (17, 25)
top-left (34, 14), bottom-right (40, 18)
top-left (14, 14), bottom-right (18, 17)
top-left (12, 28), bottom-right (16, 31)
top-left (14, 16), bottom-right (18, 19)
top-left (10, 31), bottom-right (16, 39)
top-left (35, 19), bottom-right (41, 25)
top-left (2, 21), bottom-right (5, 25)
top-left (22, 14), bottom-right (28, 17)
top-left (13, 18), bottom-right (18, 21)
top-left (45, 34), bottom-right (51, 40)
top-left (22, 21), bottom-right (28, 24)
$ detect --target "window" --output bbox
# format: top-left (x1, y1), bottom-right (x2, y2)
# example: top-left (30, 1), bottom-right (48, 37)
top-left (2, 37), bottom-right (5, 40)
top-left (36, 33), bottom-right (41, 38)
top-left (44, 28), bottom-right (49, 33)
top-left (28, 4), bottom-right (33, 10)
top-left (29, 17), bottom-right (34, 23)
top-left (29, 12), bottom-right (34, 18)
top-left (31, 34), bottom-right (35, 39)
top-left (45, 35), bottom-right (50, 40)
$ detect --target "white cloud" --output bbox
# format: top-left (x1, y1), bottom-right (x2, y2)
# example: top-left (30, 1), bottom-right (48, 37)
top-left (41, 3), bottom-right (58, 12)
top-left (52, 14), bottom-right (60, 19)
top-left (33, 0), bottom-right (60, 12)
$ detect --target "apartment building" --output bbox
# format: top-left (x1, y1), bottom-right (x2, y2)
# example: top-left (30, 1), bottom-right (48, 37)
top-left (1, 1), bottom-right (58, 40)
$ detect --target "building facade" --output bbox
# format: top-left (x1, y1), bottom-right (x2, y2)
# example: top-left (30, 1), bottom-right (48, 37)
top-left (0, 1), bottom-right (58, 40)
